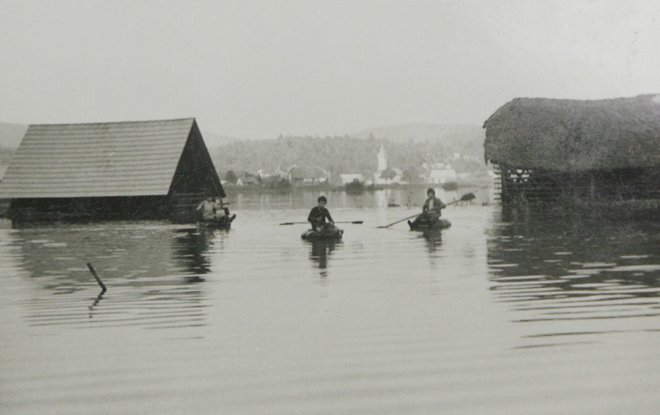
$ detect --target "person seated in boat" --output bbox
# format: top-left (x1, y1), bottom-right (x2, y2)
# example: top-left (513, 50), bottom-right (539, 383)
top-left (308, 196), bottom-right (335, 231)
top-left (410, 188), bottom-right (446, 226)
top-left (196, 195), bottom-right (216, 221)
top-left (213, 197), bottom-right (227, 219)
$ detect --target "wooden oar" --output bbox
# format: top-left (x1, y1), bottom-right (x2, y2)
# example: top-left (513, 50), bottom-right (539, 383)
top-left (377, 192), bottom-right (476, 228)
top-left (280, 220), bottom-right (364, 225)
top-left (376, 213), bottom-right (420, 229)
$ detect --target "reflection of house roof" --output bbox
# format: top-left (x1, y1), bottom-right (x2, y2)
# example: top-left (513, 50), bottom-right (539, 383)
top-left (289, 166), bottom-right (327, 180)
top-left (0, 118), bottom-right (224, 198)
top-left (484, 94), bottom-right (660, 171)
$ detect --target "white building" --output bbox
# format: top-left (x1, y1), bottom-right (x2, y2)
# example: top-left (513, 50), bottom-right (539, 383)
top-left (423, 162), bottom-right (457, 184)
top-left (373, 145), bottom-right (403, 185)
top-left (340, 173), bottom-right (364, 185)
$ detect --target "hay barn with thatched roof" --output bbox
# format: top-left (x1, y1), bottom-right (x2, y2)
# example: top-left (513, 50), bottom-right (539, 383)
top-left (0, 118), bottom-right (225, 222)
top-left (484, 94), bottom-right (660, 205)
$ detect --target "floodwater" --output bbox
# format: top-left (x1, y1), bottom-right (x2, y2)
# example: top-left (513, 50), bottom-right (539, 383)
top-left (1, 189), bottom-right (659, 415)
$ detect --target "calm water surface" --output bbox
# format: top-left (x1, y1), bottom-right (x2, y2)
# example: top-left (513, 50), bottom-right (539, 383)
top-left (1, 189), bottom-right (659, 414)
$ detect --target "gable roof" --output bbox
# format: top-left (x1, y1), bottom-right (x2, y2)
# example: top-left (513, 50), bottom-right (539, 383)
top-left (0, 118), bottom-right (202, 198)
top-left (483, 94), bottom-right (660, 171)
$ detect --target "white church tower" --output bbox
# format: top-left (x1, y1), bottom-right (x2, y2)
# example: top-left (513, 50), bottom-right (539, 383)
top-left (377, 144), bottom-right (388, 171)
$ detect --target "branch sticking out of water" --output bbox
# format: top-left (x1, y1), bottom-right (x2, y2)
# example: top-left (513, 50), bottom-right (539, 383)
top-left (87, 262), bottom-right (107, 294)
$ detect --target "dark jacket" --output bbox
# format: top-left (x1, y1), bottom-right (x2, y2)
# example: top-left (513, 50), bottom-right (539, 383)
top-left (308, 206), bottom-right (334, 226)
top-left (422, 197), bottom-right (446, 215)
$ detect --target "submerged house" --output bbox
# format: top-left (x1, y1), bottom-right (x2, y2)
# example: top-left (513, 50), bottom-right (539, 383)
top-left (0, 118), bottom-right (224, 222)
top-left (484, 94), bottom-right (660, 204)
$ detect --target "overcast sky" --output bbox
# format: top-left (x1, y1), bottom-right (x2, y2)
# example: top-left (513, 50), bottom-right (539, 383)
top-left (1, 0), bottom-right (659, 140)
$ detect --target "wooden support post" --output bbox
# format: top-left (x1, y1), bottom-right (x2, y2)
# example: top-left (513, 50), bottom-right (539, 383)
top-left (87, 262), bottom-right (107, 293)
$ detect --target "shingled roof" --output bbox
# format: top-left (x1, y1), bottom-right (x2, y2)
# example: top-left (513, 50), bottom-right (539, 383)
top-left (0, 118), bottom-right (217, 198)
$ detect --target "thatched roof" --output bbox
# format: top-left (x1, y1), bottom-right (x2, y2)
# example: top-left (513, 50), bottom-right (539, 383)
top-left (483, 94), bottom-right (660, 171)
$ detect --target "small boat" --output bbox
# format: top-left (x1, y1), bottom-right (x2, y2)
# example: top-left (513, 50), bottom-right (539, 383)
top-left (407, 217), bottom-right (451, 232)
top-left (301, 226), bottom-right (344, 241)
top-left (387, 202), bottom-right (400, 207)
top-left (199, 214), bottom-right (236, 229)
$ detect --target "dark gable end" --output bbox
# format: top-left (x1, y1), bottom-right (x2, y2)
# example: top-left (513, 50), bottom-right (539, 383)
top-left (170, 119), bottom-right (224, 198)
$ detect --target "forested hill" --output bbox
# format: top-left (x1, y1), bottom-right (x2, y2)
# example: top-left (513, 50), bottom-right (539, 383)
top-left (210, 126), bottom-right (485, 177)
top-left (354, 123), bottom-right (484, 155)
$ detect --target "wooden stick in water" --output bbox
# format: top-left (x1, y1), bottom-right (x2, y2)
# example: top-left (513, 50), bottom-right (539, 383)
top-left (87, 262), bottom-right (107, 293)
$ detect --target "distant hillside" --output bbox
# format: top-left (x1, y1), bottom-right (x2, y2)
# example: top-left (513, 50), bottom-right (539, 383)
top-left (354, 123), bottom-right (484, 159)
top-left (0, 121), bottom-right (487, 181)
top-left (210, 128), bottom-right (487, 179)
top-left (200, 130), bottom-right (239, 148)
top-left (0, 122), bottom-right (28, 148)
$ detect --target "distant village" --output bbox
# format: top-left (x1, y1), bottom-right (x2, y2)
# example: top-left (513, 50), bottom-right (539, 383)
top-left (0, 94), bottom-right (658, 222)
top-left (223, 144), bottom-right (489, 191)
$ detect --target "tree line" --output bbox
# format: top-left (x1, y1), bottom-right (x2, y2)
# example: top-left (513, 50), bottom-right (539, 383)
top-left (210, 135), bottom-right (485, 181)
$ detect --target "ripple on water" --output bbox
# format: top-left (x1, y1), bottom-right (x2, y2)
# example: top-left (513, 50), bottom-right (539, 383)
top-left (0, 200), bottom-right (659, 415)
top-left (488, 215), bottom-right (660, 351)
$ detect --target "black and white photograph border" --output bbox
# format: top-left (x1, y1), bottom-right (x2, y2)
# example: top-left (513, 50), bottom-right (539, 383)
top-left (0, 1), bottom-right (659, 414)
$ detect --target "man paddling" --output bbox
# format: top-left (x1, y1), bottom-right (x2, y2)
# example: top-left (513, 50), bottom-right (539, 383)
top-left (308, 196), bottom-right (335, 231)
top-left (409, 188), bottom-right (446, 227)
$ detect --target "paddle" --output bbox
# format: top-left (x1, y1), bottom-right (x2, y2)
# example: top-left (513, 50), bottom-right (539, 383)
top-left (377, 192), bottom-right (476, 228)
top-left (280, 220), bottom-right (364, 225)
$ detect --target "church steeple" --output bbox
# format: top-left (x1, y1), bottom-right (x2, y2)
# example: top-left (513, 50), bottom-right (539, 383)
top-left (377, 144), bottom-right (387, 171)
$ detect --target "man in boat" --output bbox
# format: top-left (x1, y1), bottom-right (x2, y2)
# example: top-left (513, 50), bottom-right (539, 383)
top-left (410, 188), bottom-right (446, 227)
top-left (213, 197), bottom-right (227, 220)
top-left (308, 196), bottom-right (335, 231)
top-left (196, 195), bottom-right (216, 221)
top-left (213, 197), bottom-right (237, 223)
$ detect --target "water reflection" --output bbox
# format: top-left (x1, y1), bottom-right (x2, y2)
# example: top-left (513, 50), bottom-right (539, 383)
top-left (487, 211), bottom-right (660, 346)
top-left (7, 222), bottom-right (219, 330)
top-left (421, 230), bottom-right (443, 252)
top-left (172, 227), bottom-right (220, 277)
top-left (308, 240), bottom-right (340, 276)
top-left (88, 290), bottom-right (105, 314)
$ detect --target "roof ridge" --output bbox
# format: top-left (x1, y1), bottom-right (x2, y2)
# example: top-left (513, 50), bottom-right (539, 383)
top-left (0, 117), bottom-right (201, 198)
top-left (27, 117), bottom-right (196, 127)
